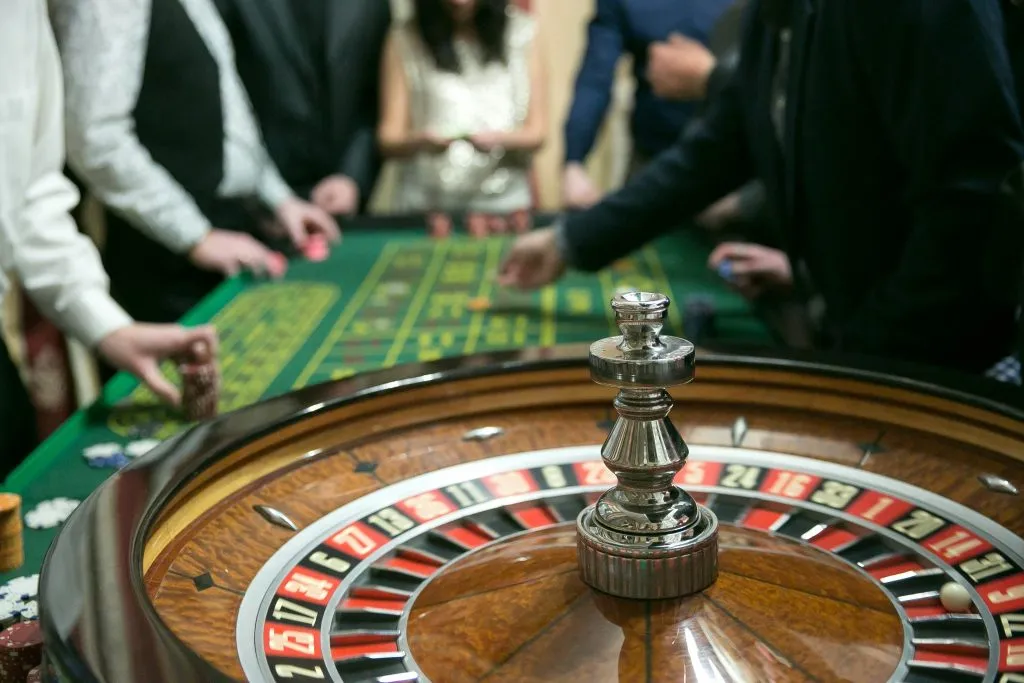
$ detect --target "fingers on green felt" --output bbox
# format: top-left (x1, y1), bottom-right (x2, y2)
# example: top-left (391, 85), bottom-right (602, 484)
top-left (428, 213), bottom-right (452, 239)
top-left (488, 214), bottom-right (508, 234)
top-left (467, 213), bottom-right (488, 238)
top-left (511, 209), bottom-right (532, 234)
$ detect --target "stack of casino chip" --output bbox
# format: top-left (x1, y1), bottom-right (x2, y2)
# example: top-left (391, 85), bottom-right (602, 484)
top-left (181, 362), bottom-right (220, 422)
top-left (0, 495), bottom-right (23, 573)
top-left (0, 621), bottom-right (42, 681)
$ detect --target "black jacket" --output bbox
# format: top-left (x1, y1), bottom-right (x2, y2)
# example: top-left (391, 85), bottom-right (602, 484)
top-left (216, 0), bottom-right (390, 209)
top-left (564, 0), bottom-right (1024, 373)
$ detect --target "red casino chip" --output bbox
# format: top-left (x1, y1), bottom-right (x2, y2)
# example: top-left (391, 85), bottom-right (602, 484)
top-left (0, 621), bottom-right (42, 681)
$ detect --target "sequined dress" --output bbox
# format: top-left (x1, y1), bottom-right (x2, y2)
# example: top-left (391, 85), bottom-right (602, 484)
top-left (392, 9), bottom-right (535, 214)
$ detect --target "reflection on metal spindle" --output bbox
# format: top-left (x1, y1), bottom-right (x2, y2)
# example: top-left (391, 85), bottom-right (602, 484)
top-left (576, 292), bottom-right (719, 599)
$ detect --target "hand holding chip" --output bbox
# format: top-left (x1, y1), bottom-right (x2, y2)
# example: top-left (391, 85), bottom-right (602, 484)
top-left (275, 197), bottom-right (341, 253)
top-left (707, 242), bottom-right (793, 299)
top-left (189, 229), bottom-right (281, 278)
top-left (97, 324), bottom-right (219, 408)
top-left (498, 226), bottom-right (566, 290)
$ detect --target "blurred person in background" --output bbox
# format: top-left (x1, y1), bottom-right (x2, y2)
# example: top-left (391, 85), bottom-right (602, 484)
top-left (500, 0), bottom-right (1024, 382)
top-left (1, 0), bottom-right (220, 476)
top-left (216, 0), bottom-right (391, 218)
top-left (562, 0), bottom-right (734, 210)
top-left (377, 0), bottom-right (547, 238)
top-left (48, 0), bottom-right (339, 331)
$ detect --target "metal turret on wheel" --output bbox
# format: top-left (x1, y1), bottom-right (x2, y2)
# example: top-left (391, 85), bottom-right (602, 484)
top-left (576, 291), bottom-right (719, 599)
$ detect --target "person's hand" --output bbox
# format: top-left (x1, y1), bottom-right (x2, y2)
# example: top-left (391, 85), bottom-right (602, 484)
top-left (189, 229), bottom-right (278, 277)
top-left (563, 163), bottom-right (601, 209)
top-left (311, 175), bottom-right (360, 216)
top-left (275, 197), bottom-right (341, 251)
top-left (497, 227), bottom-right (566, 289)
top-left (97, 324), bottom-right (218, 406)
top-left (419, 131), bottom-right (454, 154)
top-left (708, 242), bottom-right (793, 299)
top-left (647, 33), bottom-right (717, 101)
top-left (468, 131), bottom-right (506, 153)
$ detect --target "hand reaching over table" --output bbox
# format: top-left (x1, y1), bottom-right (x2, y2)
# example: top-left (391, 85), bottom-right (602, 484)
top-left (498, 226), bottom-right (567, 290)
top-left (188, 229), bottom-right (281, 278)
top-left (274, 197), bottom-right (341, 251)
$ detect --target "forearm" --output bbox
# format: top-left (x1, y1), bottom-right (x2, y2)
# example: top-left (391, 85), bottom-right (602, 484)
top-left (257, 163), bottom-right (295, 211)
top-left (564, 0), bottom-right (623, 163)
top-left (563, 91), bottom-right (611, 164)
top-left (12, 9), bottom-right (132, 348)
top-left (498, 125), bottom-right (545, 153)
top-left (561, 157), bottom-right (705, 271)
top-left (378, 130), bottom-right (431, 159)
top-left (65, 149), bottom-right (212, 254)
top-left (18, 174), bottom-right (133, 347)
top-left (563, 85), bottom-right (753, 271)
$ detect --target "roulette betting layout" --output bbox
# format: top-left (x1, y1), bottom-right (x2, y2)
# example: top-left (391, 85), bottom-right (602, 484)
top-left (40, 293), bottom-right (1024, 683)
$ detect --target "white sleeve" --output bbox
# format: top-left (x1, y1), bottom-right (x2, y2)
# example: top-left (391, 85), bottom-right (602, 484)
top-left (53, 0), bottom-right (212, 255)
top-left (258, 160), bottom-right (295, 210)
top-left (7, 5), bottom-right (132, 348)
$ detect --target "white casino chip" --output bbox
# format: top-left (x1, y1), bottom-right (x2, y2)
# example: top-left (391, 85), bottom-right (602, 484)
top-left (0, 575), bottom-right (39, 602)
top-left (0, 596), bottom-right (37, 623)
top-left (125, 439), bottom-right (161, 458)
top-left (24, 498), bottom-right (80, 530)
top-left (0, 597), bottom-right (18, 622)
top-left (82, 443), bottom-right (123, 461)
top-left (16, 600), bottom-right (37, 620)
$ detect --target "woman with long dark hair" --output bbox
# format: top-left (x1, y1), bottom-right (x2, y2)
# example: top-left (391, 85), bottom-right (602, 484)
top-left (378, 0), bottom-right (547, 236)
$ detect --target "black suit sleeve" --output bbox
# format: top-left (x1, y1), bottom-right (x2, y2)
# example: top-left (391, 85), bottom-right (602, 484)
top-left (704, 50), bottom-right (739, 106)
top-left (334, 0), bottom-right (390, 208)
top-left (842, 0), bottom-right (1024, 358)
top-left (338, 123), bottom-right (380, 207)
top-left (563, 67), bottom-right (754, 272)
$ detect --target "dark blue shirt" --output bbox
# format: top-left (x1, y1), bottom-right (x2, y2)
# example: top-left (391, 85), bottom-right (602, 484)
top-left (564, 0), bottom-right (733, 163)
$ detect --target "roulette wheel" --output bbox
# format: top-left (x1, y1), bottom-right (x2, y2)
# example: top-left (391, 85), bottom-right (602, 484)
top-left (39, 293), bottom-right (1024, 683)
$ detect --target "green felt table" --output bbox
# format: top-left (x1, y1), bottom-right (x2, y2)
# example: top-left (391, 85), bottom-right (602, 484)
top-left (0, 217), bottom-right (774, 584)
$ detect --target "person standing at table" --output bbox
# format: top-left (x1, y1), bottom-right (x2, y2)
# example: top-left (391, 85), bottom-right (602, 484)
top-left (562, 0), bottom-right (733, 209)
top-left (0, 0), bottom-right (221, 476)
top-left (48, 0), bottom-right (340, 327)
top-left (215, 0), bottom-right (391, 218)
top-left (377, 0), bottom-right (548, 238)
top-left (500, 0), bottom-right (1024, 381)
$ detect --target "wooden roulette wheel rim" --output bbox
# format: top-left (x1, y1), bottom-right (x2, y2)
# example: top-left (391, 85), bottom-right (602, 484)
top-left (38, 344), bottom-right (1024, 683)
